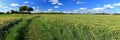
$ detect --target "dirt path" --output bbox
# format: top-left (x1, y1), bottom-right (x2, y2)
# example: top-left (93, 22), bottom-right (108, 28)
top-left (29, 16), bottom-right (40, 40)
top-left (31, 21), bottom-right (38, 40)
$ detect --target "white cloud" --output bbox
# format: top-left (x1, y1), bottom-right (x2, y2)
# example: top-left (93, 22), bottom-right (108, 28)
top-left (65, 11), bottom-right (74, 13)
top-left (24, 1), bottom-right (29, 4)
top-left (113, 3), bottom-right (120, 7)
top-left (2, 7), bottom-right (8, 8)
top-left (116, 12), bottom-right (120, 13)
top-left (73, 10), bottom-right (79, 13)
top-left (76, 4), bottom-right (116, 13)
top-left (10, 3), bottom-right (19, 6)
top-left (43, 11), bottom-right (48, 12)
top-left (44, 2), bottom-right (120, 13)
top-left (62, 11), bottom-right (67, 13)
top-left (37, 7), bottom-right (40, 8)
top-left (0, 10), bottom-right (8, 12)
top-left (0, 2), bottom-right (4, 8)
top-left (48, 9), bottom-right (53, 12)
top-left (92, 7), bottom-right (105, 13)
top-left (0, 2), bottom-right (11, 12)
top-left (0, 2), bottom-right (14, 12)
top-left (79, 8), bottom-right (87, 10)
top-left (105, 10), bottom-right (109, 11)
top-left (54, 11), bottom-right (60, 12)
top-left (0, 5), bottom-right (3, 8)
top-left (62, 8), bottom-right (91, 13)
top-left (93, 8), bottom-right (104, 11)
top-left (76, 1), bottom-right (85, 4)
top-left (116, 9), bottom-right (120, 10)
top-left (61, 2), bottom-right (120, 13)
top-left (72, 7), bottom-right (105, 13)
top-left (79, 8), bottom-right (92, 13)
top-left (32, 7), bottom-right (36, 9)
top-left (49, 0), bottom-right (63, 6)
top-left (32, 9), bottom-right (41, 13)
top-left (88, 4), bottom-right (114, 13)
top-left (54, 6), bottom-right (59, 8)
top-left (58, 3), bottom-right (63, 5)
top-left (104, 4), bottom-right (114, 9)
top-left (50, 0), bottom-right (59, 4)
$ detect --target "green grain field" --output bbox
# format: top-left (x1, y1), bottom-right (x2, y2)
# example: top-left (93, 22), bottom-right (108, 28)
top-left (0, 14), bottom-right (120, 40)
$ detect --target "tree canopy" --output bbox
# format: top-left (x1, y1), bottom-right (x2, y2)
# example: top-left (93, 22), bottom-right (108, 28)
top-left (19, 6), bottom-right (28, 12)
top-left (27, 7), bottom-right (33, 12)
top-left (19, 6), bottom-right (34, 14)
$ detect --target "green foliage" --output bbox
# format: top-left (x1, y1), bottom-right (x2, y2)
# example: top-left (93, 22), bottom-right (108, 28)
top-left (113, 13), bottom-right (120, 15)
top-left (6, 11), bottom-right (10, 14)
top-left (0, 14), bottom-right (120, 40)
top-left (0, 12), bottom-right (5, 14)
top-left (19, 6), bottom-right (28, 12)
top-left (10, 10), bottom-right (18, 14)
top-left (33, 14), bottom-right (120, 40)
top-left (19, 6), bottom-right (33, 14)
top-left (94, 13), bottom-right (109, 15)
top-left (0, 14), bottom-right (39, 40)
top-left (5, 19), bottom-right (27, 40)
top-left (27, 7), bottom-right (33, 12)
top-left (27, 7), bottom-right (33, 14)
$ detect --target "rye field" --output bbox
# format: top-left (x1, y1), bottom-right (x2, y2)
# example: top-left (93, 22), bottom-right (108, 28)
top-left (0, 14), bottom-right (120, 40)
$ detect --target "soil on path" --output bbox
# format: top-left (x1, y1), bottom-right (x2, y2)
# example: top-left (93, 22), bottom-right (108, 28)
top-left (31, 21), bottom-right (38, 40)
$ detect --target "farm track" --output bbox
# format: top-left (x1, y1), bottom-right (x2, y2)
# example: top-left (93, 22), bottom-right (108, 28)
top-left (31, 16), bottom-right (40, 40)
top-left (31, 20), bottom-right (38, 40)
top-left (16, 16), bottom-right (40, 40)
top-left (15, 19), bottom-right (32, 40)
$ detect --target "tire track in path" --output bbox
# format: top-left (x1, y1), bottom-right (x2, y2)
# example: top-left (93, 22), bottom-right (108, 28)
top-left (31, 16), bottom-right (40, 40)
top-left (31, 20), bottom-right (38, 40)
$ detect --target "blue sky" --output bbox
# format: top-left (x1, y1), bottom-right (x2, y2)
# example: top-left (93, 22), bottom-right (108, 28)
top-left (1, 0), bottom-right (120, 13)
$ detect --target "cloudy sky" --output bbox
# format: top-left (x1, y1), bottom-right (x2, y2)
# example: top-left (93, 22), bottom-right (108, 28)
top-left (1, 0), bottom-right (120, 13)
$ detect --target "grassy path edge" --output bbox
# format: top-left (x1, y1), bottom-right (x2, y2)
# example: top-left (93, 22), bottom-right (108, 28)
top-left (31, 20), bottom-right (38, 40)
top-left (28, 16), bottom-right (40, 40)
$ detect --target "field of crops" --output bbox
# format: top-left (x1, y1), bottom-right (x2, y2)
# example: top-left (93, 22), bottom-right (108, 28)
top-left (0, 14), bottom-right (120, 40)
top-left (0, 17), bottom-right (20, 26)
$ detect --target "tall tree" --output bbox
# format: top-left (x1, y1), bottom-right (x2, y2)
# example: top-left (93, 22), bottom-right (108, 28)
top-left (19, 6), bottom-right (34, 14)
top-left (6, 11), bottom-right (10, 14)
top-left (11, 10), bottom-right (18, 13)
top-left (19, 6), bottom-right (27, 12)
top-left (27, 7), bottom-right (33, 14)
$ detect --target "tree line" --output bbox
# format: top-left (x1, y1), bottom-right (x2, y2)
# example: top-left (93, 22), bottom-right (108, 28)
top-left (0, 6), bottom-right (33, 14)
